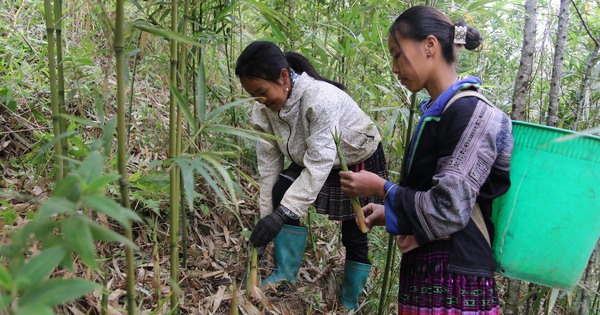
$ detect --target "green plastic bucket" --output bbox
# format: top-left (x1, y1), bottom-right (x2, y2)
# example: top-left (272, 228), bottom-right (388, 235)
top-left (492, 121), bottom-right (600, 290)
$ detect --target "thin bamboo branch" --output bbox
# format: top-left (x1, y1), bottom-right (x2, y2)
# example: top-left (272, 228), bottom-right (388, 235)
top-left (377, 92), bottom-right (418, 315)
top-left (54, 0), bottom-right (68, 174)
top-left (43, 0), bottom-right (63, 181)
top-left (178, 0), bottom-right (190, 268)
top-left (115, 0), bottom-right (136, 313)
top-left (169, 0), bottom-right (181, 311)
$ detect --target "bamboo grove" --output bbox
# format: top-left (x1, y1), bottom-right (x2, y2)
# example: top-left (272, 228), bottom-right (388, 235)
top-left (1, 0), bottom-right (599, 314)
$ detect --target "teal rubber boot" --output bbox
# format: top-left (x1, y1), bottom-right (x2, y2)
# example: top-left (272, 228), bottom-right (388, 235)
top-left (341, 260), bottom-right (372, 310)
top-left (262, 224), bottom-right (307, 286)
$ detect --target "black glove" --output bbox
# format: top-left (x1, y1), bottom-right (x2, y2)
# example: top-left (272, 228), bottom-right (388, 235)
top-left (250, 206), bottom-right (290, 247)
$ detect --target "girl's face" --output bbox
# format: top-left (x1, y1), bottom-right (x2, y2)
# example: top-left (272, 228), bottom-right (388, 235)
top-left (388, 33), bottom-right (431, 93)
top-left (240, 69), bottom-right (289, 112)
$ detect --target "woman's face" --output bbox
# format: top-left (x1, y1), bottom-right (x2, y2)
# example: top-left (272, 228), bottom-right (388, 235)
top-left (240, 69), bottom-right (289, 112)
top-left (388, 33), bottom-right (430, 93)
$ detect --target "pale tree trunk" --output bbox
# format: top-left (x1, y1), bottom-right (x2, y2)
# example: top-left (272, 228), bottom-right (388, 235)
top-left (573, 44), bottom-right (599, 130)
top-left (546, 0), bottom-right (570, 127)
top-left (512, 0), bottom-right (537, 121)
top-left (505, 2), bottom-right (538, 312)
top-left (570, 2), bottom-right (600, 130)
top-left (504, 278), bottom-right (522, 315)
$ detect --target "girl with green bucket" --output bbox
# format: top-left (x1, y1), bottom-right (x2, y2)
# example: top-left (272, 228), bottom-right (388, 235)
top-left (235, 41), bottom-right (388, 310)
top-left (340, 6), bottom-right (513, 314)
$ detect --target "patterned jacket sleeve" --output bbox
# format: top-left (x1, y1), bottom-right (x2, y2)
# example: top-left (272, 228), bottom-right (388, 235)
top-left (252, 106), bottom-right (284, 218)
top-left (386, 99), bottom-right (513, 245)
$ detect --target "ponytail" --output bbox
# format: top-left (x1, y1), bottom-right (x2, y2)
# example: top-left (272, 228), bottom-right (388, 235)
top-left (284, 52), bottom-right (346, 90)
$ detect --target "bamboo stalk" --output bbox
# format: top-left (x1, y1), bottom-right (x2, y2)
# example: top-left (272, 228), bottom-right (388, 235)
top-left (168, 0), bottom-right (181, 311)
top-left (246, 215), bottom-right (258, 299)
top-left (178, 0), bottom-right (190, 268)
top-left (377, 92), bottom-right (418, 315)
top-left (43, 0), bottom-right (63, 181)
top-left (332, 128), bottom-right (369, 233)
top-left (54, 0), bottom-right (68, 174)
top-left (115, 0), bottom-right (136, 314)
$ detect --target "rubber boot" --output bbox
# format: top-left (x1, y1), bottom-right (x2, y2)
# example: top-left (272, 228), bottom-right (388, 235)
top-left (341, 260), bottom-right (372, 310)
top-left (262, 224), bottom-right (307, 286)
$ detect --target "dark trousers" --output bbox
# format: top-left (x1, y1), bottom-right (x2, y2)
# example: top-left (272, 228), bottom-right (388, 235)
top-left (271, 168), bottom-right (369, 264)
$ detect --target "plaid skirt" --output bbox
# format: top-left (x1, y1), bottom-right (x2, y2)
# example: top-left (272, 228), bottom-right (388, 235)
top-left (314, 143), bottom-right (388, 221)
top-left (398, 244), bottom-right (501, 315)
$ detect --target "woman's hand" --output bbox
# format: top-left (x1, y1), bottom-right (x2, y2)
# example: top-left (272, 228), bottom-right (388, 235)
top-left (362, 203), bottom-right (385, 229)
top-left (339, 170), bottom-right (386, 198)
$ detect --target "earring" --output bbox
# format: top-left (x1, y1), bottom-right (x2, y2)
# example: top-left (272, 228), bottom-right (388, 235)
top-left (285, 86), bottom-right (289, 92)
top-left (427, 51), bottom-right (431, 57)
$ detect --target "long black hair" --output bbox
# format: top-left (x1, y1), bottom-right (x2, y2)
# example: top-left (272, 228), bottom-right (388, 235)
top-left (235, 41), bottom-right (346, 90)
top-left (389, 5), bottom-right (482, 64)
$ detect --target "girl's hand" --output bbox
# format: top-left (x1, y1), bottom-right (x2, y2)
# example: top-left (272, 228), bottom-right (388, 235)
top-left (339, 170), bottom-right (386, 198)
top-left (362, 203), bottom-right (385, 229)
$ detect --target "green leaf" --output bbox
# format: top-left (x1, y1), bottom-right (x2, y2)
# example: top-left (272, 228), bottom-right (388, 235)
top-left (15, 246), bottom-right (67, 291)
top-left (52, 173), bottom-right (83, 203)
top-left (196, 58), bottom-right (207, 123)
top-left (86, 174), bottom-right (121, 194)
top-left (101, 116), bottom-right (117, 155)
top-left (0, 266), bottom-right (12, 289)
top-left (169, 78), bottom-right (197, 133)
top-left (19, 278), bottom-right (99, 307)
top-left (132, 20), bottom-right (202, 47)
top-left (0, 291), bottom-right (10, 312)
top-left (83, 195), bottom-right (141, 227)
top-left (15, 303), bottom-right (54, 315)
top-left (63, 216), bottom-right (97, 269)
top-left (38, 197), bottom-right (77, 219)
top-left (77, 151), bottom-right (103, 184)
top-left (174, 158), bottom-right (196, 216)
top-left (87, 220), bottom-right (136, 249)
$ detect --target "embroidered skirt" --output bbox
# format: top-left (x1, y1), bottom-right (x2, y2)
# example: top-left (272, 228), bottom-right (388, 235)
top-left (398, 246), bottom-right (501, 315)
top-left (314, 143), bottom-right (388, 221)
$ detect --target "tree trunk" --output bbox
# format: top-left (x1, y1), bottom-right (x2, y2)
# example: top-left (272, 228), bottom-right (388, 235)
top-left (573, 41), bottom-right (599, 130)
top-left (546, 0), bottom-right (570, 127)
top-left (504, 278), bottom-right (521, 315)
top-left (512, 0), bottom-right (537, 121)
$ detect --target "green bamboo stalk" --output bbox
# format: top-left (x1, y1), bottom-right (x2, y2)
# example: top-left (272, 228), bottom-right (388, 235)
top-left (43, 0), bottom-right (63, 181)
top-left (332, 128), bottom-right (369, 233)
top-left (114, 0), bottom-right (136, 313)
top-left (54, 0), bottom-right (68, 174)
top-left (168, 0), bottom-right (181, 311)
top-left (377, 92), bottom-right (418, 315)
top-left (178, 0), bottom-right (190, 268)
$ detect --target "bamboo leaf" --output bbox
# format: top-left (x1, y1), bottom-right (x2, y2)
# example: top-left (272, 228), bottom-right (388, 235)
top-left (87, 220), bottom-right (137, 248)
top-left (52, 173), bottom-right (82, 203)
top-left (86, 174), bottom-right (121, 194)
top-left (196, 56), bottom-right (207, 123)
top-left (77, 150), bottom-right (103, 184)
top-left (174, 158), bottom-right (196, 215)
top-left (101, 116), bottom-right (117, 155)
top-left (14, 303), bottom-right (54, 315)
top-left (38, 197), bottom-right (77, 219)
top-left (19, 278), bottom-right (99, 307)
top-left (169, 78), bottom-right (197, 133)
top-left (83, 195), bottom-right (141, 227)
top-left (15, 246), bottom-right (67, 290)
top-left (203, 98), bottom-right (254, 122)
top-left (205, 124), bottom-right (283, 142)
top-left (0, 292), bottom-right (9, 311)
top-left (63, 216), bottom-right (97, 269)
top-left (132, 20), bottom-right (202, 47)
top-left (0, 266), bottom-right (12, 289)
